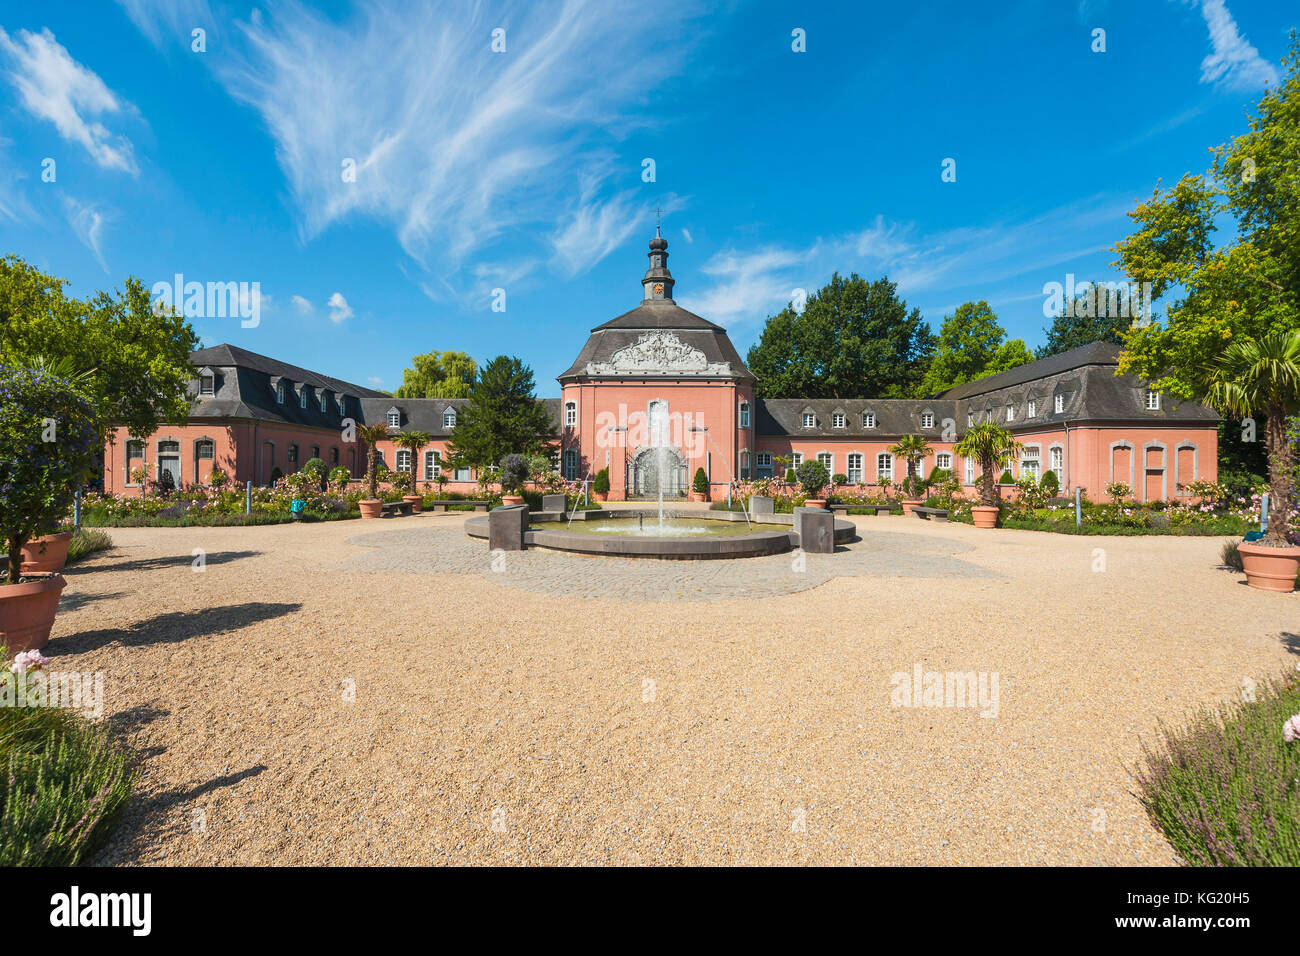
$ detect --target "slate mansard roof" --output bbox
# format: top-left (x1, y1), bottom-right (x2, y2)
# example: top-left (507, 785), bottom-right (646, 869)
top-left (754, 342), bottom-right (1218, 439)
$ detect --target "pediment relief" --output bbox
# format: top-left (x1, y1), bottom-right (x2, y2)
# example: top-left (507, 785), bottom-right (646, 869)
top-left (586, 331), bottom-right (731, 376)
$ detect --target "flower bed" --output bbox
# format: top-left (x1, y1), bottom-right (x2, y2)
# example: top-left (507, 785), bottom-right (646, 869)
top-left (82, 474), bottom-right (366, 526)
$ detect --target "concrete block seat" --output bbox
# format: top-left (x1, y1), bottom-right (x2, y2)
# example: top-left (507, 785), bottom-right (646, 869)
top-left (427, 500), bottom-right (491, 512)
top-left (381, 500), bottom-right (414, 516)
top-left (912, 506), bottom-right (949, 522)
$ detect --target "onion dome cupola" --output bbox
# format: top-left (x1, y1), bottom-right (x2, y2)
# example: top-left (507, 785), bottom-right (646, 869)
top-left (642, 226), bottom-right (675, 301)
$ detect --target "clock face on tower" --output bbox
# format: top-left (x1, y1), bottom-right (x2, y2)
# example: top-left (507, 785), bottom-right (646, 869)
top-left (653, 283), bottom-right (663, 295)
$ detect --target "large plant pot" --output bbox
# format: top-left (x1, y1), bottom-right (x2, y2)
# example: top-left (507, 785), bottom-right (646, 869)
top-left (1237, 542), bottom-right (1300, 593)
top-left (0, 574), bottom-right (66, 654)
top-left (20, 531), bottom-right (74, 574)
top-left (402, 494), bottom-right (424, 513)
top-left (901, 498), bottom-right (923, 516)
top-left (593, 491), bottom-right (609, 503)
top-left (971, 505), bottom-right (999, 529)
top-left (689, 491), bottom-right (709, 503)
top-left (359, 498), bottom-right (384, 519)
top-left (501, 494), bottom-right (525, 506)
top-left (804, 498), bottom-right (827, 509)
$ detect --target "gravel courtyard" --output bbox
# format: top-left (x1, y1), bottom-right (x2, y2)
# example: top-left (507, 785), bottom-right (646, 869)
top-left (46, 511), bottom-right (1296, 866)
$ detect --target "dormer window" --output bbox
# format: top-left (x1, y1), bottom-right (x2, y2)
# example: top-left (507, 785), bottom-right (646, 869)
top-left (298, 388), bottom-right (308, 409)
top-left (862, 411), bottom-right (875, 429)
top-left (320, 392), bottom-right (329, 413)
top-left (198, 368), bottom-right (215, 396)
top-left (1027, 399), bottom-right (1037, 417)
top-left (1054, 394), bottom-right (1065, 414)
top-left (921, 411), bottom-right (934, 429)
top-left (1005, 404), bottom-right (1014, 422)
top-left (276, 382), bottom-right (286, 404)
top-left (565, 402), bottom-right (576, 427)
top-left (966, 412), bottom-right (973, 427)
top-left (984, 407), bottom-right (992, 422)
top-left (802, 412), bottom-right (816, 428)
top-left (337, 394), bottom-right (347, 415)
top-left (386, 407), bottom-right (401, 429)
top-left (832, 412), bottom-right (845, 428)
top-left (443, 408), bottom-right (457, 429)
top-left (1145, 389), bottom-right (1160, 410)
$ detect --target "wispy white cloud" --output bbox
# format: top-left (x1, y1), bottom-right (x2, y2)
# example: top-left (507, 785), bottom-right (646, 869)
top-left (0, 28), bottom-right (139, 173)
top-left (63, 197), bottom-right (111, 272)
top-left (211, 0), bottom-right (698, 289)
top-left (291, 294), bottom-right (313, 314)
top-left (1193, 0), bottom-right (1278, 91)
top-left (680, 227), bottom-right (693, 244)
top-left (114, 0), bottom-right (216, 50)
top-left (0, 139), bottom-right (31, 222)
top-left (326, 291), bottom-right (352, 323)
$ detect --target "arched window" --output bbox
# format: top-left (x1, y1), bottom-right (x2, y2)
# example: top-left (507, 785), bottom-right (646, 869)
top-left (876, 453), bottom-right (893, 481)
top-left (287, 443), bottom-right (298, 464)
top-left (563, 448), bottom-right (578, 480)
top-left (846, 453), bottom-right (863, 483)
top-left (310, 445), bottom-right (320, 460)
top-left (424, 450), bottom-right (441, 479)
top-left (276, 382), bottom-right (286, 404)
top-left (298, 388), bottom-right (307, 409)
top-left (817, 451), bottom-right (833, 473)
top-left (396, 449), bottom-right (412, 473)
top-left (320, 393), bottom-right (328, 413)
top-left (564, 402), bottom-right (576, 427)
top-left (739, 402), bottom-right (751, 428)
top-left (330, 447), bottom-right (339, 465)
top-left (739, 449), bottom-right (751, 480)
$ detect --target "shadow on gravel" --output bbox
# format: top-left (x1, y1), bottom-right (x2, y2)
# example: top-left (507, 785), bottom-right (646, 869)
top-left (149, 764), bottom-right (267, 806)
top-left (58, 590), bottom-right (128, 612)
top-left (1281, 632), bottom-right (1300, 656)
top-left (54, 601), bottom-right (302, 653)
top-left (67, 550), bottom-right (263, 575)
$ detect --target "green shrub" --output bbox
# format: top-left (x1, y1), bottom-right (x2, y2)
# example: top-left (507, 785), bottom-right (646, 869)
top-left (1039, 469), bottom-right (1059, 496)
top-left (692, 467), bottom-right (709, 495)
top-left (795, 460), bottom-right (829, 497)
top-left (209, 467), bottom-right (228, 488)
top-left (0, 662), bottom-right (136, 866)
top-left (997, 469), bottom-right (1014, 484)
top-left (1135, 671), bottom-right (1300, 866)
top-left (785, 467), bottom-right (797, 484)
top-left (269, 467), bottom-right (284, 483)
top-left (594, 467), bottom-right (611, 495)
top-left (832, 473), bottom-right (848, 485)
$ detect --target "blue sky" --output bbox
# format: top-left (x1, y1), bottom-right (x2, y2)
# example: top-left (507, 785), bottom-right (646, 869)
top-left (0, 0), bottom-right (1292, 395)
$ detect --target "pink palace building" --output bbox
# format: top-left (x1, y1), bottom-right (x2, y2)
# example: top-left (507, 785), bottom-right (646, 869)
top-left (103, 232), bottom-right (1219, 502)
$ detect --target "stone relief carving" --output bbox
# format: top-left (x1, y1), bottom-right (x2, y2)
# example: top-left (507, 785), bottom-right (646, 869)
top-left (587, 331), bottom-right (731, 376)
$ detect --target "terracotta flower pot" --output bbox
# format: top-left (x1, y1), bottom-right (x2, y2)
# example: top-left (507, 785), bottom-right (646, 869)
top-left (0, 574), bottom-right (66, 653)
top-left (689, 491), bottom-right (708, 503)
top-left (501, 494), bottom-right (525, 506)
top-left (971, 505), bottom-right (999, 528)
top-left (593, 491), bottom-right (609, 503)
top-left (20, 531), bottom-right (74, 574)
top-left (359, 498), bottom-right (384, 519)
top-left (901, 498), bottom-right (923, 516)
top-left (1237, 541), bottom-right (1300, 593)
top-left (805, 498), bottom-right (827, 509)
top-left (403, 494), bottom-right (424, 513)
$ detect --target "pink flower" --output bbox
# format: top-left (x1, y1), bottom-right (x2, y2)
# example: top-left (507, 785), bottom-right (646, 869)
top-left (10, 649), bottom-right (50, 674)
top-left (1284, 714), bottom-right (1300, 743)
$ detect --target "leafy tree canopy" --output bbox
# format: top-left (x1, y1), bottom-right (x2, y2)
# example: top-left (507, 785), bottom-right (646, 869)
top-left (1114, 35), bottom-right (1300, 403)
top-left (446, 356), bottom-right (554, 468)
top-left (919, 301), bottom-right (1033, 395)
top-left (0, 256), bottom-right (199, 439)
top-left (393, 349), bottom-right (477, 398)
top-left (746, 273), bottom-right (935, 399)
top-left (1037, 279), bottom-right (1134, 358)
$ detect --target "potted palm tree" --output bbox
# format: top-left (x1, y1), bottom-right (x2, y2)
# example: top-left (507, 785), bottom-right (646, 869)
top-left (357, 421), bottom-right (391, 518)
top-left (954, 422), bottom-right (1023, 528)
top-left (796, 459), bottom-right (830, 509)
top-left (1, 363), bottom-right (102, 652)
top-left (889, 434), bottom-right (933, 515)
top-left (392, 430), bottom-right (431, 512)
top-left (1205, 330), bottom-right (1300, 591)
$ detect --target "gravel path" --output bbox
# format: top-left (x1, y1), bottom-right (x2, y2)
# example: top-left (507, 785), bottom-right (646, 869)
top-left (40, 512), bottom-right (1296, 865)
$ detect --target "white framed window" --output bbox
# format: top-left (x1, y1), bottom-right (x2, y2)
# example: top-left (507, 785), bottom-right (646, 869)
top-left (756, 451), bottom-right (773, 478)
top-left (802, 412), bottom-right (816, 428)
top-left (199, 370), bottom-right (215, 396)
top-left (966, 411), bottom-right (973, 427)
top-left (442, 409), bottom-right (456, 428)
top-left (1027, 399), bottom-right (1037, 417)
top-left (1021, 446), bottom-right (1040, 479)
top-left (299, 389), bottom-right (307, 409)
top-left (739, 450), bottom-right (751, 479)
top-left (876, 453), bottom-right (893, 481)
top-left (965, 457), bottom-right (974, 484)
top-left (276, 382), bottom-right (285, 404)
top-left (862, 411), bottom-right (875, 429)
top-left (396, 449), bottom-right (412, 473)
top-left (320, 393), bottom-right (328, 413)
top-left (921, 412), bottom-right (934, 429)
top-left (387, 408), bottom-right (401, 428)
top-left (563, 448), bottom-right (578, 480)
top-left (846, 453), bottom-right (863, 483)
top-left (832, 412), bottom-right (845, 429)
top-left (984, 407), bottom-right (992, 422)
top-left (790, 451), bottom-right (804, 469)
top-left (1049, 446), bottom-right (1064, 485)
top-left (739, 402), bottom-right (750, 428)
top-left (1054, 394), bottom-right (1065, 414)
top-left (936, 453), bottom-right (952, 470)
top-left (817, 451), bottom-right (833, 473)
top-left (424, 450), bottom-right (441, 479)
top-left (337, 394), bottom-right (347, 414)
top-left (564, 402), bottom-right (576, 427)
top-left (1005, 404), bottom-right (1014, 422)
top-left (1145, 389), bottom-right (1160, 410)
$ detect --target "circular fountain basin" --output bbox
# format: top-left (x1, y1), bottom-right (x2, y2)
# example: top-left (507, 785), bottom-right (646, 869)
top-left (464, 509), bottom-right (856, 560)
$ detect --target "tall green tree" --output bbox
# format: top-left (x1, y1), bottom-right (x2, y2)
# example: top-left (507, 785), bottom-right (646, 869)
top-left (919, 300), bottom-right (1033, 394)
top-left (446, 356), bottom-right (554, 469)
top-left (1113, 35), bottom-right (1300, 403)
top-left (746, 273), bottom-right (935, 399)
top-left (393, 349), bottom-right (477, 398)
top-left (1038, 279), bottom-right (1135, 358)
top-left (0, 256), bottom-right (199, 438)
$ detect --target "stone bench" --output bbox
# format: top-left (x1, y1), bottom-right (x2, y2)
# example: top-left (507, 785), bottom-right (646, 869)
top-left (381, 500), bottom-right (414, 517)
top-left (844, 504), bottom-right (894, 515)
top-left (427, 500), bottom-right (491, 512)
top-left (912, 506), bottom-right (949, 522)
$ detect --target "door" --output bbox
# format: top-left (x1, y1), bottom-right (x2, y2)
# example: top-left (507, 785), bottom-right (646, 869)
top-left (157, 440), bottom-right (181, 488)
